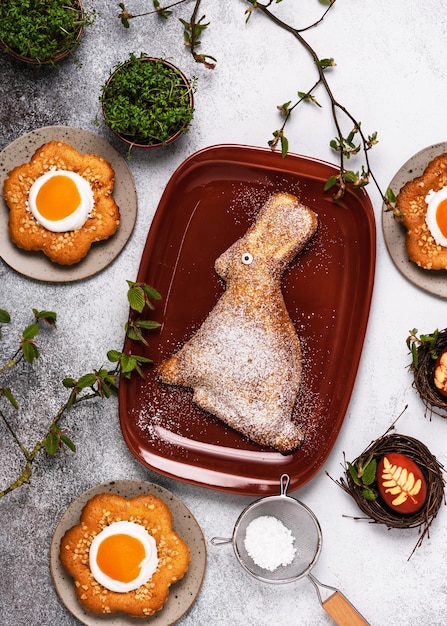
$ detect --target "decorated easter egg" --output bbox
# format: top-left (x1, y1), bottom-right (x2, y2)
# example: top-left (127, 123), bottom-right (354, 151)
top-left (377, 452), bottom-right (427, 514)
top-left (433, 349), bottom-right (447, 397)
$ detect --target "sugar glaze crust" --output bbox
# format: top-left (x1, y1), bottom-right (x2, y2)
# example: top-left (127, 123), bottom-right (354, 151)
top-left (158, 192), bottom-right (318, 454)
top-left (396, 152), bottom-right (447, 270)
top-left (59, 492), bottom-right (190, 618)
top-left (3, 140), bottom-right (120, 265)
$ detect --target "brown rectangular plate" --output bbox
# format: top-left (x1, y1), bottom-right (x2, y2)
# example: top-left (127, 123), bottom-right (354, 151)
top-left (119, 145), bottom-right (376, 495)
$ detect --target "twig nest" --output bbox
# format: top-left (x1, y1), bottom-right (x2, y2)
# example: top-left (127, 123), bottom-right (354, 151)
top-left (336, 432), bottom-right (445, 555)
top-left (407, 328), bottom-right (447, 417)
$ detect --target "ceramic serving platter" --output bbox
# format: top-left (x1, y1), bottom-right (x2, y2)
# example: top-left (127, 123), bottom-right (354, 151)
top-left (119, 144), bottom-right (376, 495)
top-left (0, 126), bottom-right (137, 282)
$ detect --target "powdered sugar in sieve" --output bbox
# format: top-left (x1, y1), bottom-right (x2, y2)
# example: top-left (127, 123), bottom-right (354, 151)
top-left (244, 515), bottom-right (296, 571)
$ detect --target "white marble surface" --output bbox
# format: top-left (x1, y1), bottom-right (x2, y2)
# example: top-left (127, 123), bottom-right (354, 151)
top-left (1, 1), bottom-right (446, 625)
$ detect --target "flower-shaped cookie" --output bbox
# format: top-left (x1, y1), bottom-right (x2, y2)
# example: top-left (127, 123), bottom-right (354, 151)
top-left (59, 492), bottom-right (190, 617)
top-left (396, 153), bottom-right (447, 270)
top-left (3, 140), bottom-right (120, 265)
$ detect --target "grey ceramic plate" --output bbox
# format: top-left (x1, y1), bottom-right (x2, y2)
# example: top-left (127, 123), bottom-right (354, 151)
top-left (382, 141), bottom-right (447, 298)
top-left (0, 126), bottom-right (137, 282)
top-left (50, 480), bottom-right (206, 626)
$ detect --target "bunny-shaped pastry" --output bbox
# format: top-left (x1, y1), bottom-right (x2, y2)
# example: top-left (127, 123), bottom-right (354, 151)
top-left (158, 192), bottom-right (318, 453)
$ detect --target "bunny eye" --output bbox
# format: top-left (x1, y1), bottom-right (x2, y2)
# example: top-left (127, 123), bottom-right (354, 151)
top-left (241, 252), bottom-right (253, 265)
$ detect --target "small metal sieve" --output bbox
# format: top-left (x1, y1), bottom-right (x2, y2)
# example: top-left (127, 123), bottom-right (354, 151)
top-left (212, 474), bottom-right (369, 626)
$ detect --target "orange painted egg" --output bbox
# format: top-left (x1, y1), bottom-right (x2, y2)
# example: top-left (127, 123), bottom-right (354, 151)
top-left (377, 452), bottom-right (427, 514)
top-left (433, 349), bottom-right (447, 397)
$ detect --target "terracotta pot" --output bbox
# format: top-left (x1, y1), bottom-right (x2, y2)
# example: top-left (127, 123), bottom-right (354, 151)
top-left (101, 56), bottom-right (194, 150)
top-left (0, 0), bottom-right (85, 65)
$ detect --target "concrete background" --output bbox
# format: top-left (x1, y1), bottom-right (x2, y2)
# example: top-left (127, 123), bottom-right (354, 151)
top-left (1, 1), bottom-right (446, 624)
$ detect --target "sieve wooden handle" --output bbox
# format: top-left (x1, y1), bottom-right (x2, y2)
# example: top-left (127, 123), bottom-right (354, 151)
top-left (322, 590), bottom-right (370, 626)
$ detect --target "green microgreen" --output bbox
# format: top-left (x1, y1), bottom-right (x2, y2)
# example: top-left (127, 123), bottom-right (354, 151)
top-left (100, 53), bottom-right (195, 147)
top-left (0, 0), bottom-right (95, 63)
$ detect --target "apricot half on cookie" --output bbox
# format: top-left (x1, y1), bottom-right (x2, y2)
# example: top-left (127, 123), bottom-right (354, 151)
top-left (377, 452), bottom-right (427, 515)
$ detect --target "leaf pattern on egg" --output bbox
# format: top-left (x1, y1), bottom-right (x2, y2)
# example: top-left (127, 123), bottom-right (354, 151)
top-left (380, 456), bottom-right (422, 507)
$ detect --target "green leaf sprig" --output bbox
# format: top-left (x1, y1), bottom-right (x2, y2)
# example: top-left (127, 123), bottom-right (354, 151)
top-left (116, 0), bottom-right (391, 206)
top-left (245, 0), bottom-right (392, 206)
top-left (0, 308), bottom-right (56, 377)
top-left (180, 0), bottom-right (217, 69)
top-left (406, 328), bottom-right (441, 371)
top-left (0, 282), bottom-right (161, 499)
top-left (118, 0), bottom-right (216, 69)
top-left (346, 453), bottom-right (377, 502)
top-left (124, 281), bottom-right (162, 350)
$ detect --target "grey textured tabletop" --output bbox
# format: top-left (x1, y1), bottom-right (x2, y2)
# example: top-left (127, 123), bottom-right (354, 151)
top-left (1, 2), bottom-right (446, 625)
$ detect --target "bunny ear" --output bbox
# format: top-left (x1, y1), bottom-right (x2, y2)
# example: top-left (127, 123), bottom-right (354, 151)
top-left (246, 193), bottom-right (318, 264)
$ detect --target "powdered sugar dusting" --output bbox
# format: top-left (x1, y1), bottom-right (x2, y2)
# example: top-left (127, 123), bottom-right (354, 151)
top-left (244, 515), bottom-right (296, 571)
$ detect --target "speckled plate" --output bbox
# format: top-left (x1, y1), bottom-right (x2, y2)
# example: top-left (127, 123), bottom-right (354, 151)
top-left (0, 126), bottom-right (137, 282)
top-left (382, 141), bottom-right (447, 298)
top-left (50, 480), bottom-right (206, 625)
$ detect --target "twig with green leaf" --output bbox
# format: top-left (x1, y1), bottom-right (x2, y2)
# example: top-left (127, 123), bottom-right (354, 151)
top-left (0, 281), bottom-right (161, 499)
top-left (245, 0), bottom-right (394, 207)
top-left (117, 0), bottom-right (396, 208)
top-left (118, 0), bottom-right (216, 69)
